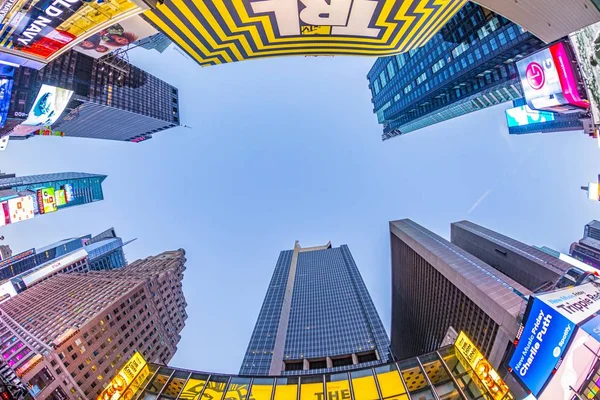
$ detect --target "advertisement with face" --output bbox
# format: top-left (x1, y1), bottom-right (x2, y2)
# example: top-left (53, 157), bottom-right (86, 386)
top-left (517, 42), bottom-right (589, 112)
top-left (21, 85), bottom-right (73, 127)
top-left (36, 187), bottom-right (56, 214)
top-left (7, 195), bottom-right (34, 224)
top-left (0, 0), bottom-right (141, 60)
top-left (74, 16), bottom-right (156, 58)
top-left (508, 298), bottom-right (575, 397)
top-left (569, 21), bottom-right (600, 126)
top-left (505, 105), bottom-right (555, 128)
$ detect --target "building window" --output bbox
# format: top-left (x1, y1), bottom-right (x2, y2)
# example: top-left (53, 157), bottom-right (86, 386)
top-left (416, 72), bottom-right (427, 85)
top-left (386, 61), bottom-right (396, 79)
top-left (379, 70), bottom-right (387, 88)
top-left (432, 58), bottom-right (445, 73)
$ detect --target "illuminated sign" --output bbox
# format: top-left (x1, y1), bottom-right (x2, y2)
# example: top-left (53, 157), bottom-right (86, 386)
top-left (0, 0), bottom-right (144, 61)
top-left (21, 248), bottom-right (87, 287)
top-left (0, 78), bottom-right (14, 128)
top-left (0, 201), bottom-right (7, 226)
top-left (0, 248), bottom-right (34, 268)
top-left (517, 42), bottom-right (589, 112)
top-left (55, 189), bottom-right (67, 206)
top-left (22, 85), bottom-right (73, 128)
top-left (51, 327), bottom-right (78, 348)
top-left (586, 181), bottom-right (600, 201)
top-left (36, 127), bottom-right (64, 136)
top-left (36, 187), bottom-right (56, 214)
top-left (7, 194), bottom-right (34, 224)
top-left (508, 298), bottom-right (575, 396)
top-left (143, 0), bottom-right (467, 66)
top-left (97, 351), bottom-right (147, 400)
top-left (15, 354), bottom-right (43, 377)
top-left (505, 105), bottom-right (555, 128)
top-left (63, 184), bottom-right (74, 202)
top-left (569, 21), bottom-right (600, 127)
top-left (536, 282), bottom-right (600, 324)
top-left (454, 331), bottom-right (510, 400)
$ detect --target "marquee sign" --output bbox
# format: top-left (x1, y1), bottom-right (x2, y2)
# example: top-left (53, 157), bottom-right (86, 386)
top-left (143, 0), bottom-right (467, 66)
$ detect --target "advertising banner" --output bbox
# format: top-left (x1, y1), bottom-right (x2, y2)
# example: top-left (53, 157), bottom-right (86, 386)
top-left (7, 194), bottom-right (34, 224)
top-left (517, 42), bottom-right (589, 112)
top-left (0, 77), bottom-right (14, 128)
top-left (35, 126), bottom-right (64, 136)
top-left (96, 351), bottom-right (147, 400)
top-left (22, 85), bottom-right (73, 127)
top-left (36, 187), bottom-right (56, 214)
top-left (508, 298), bottom-right (575, 397)
top-left (569, 21), bottom-right (600, 126)
top-left (55, 189), bottom-right (66, 206)
top-left (0, 0), bottom-right (142, 60)
top-left (63, 183), bottom-right (73, 202)
top-left (74, 15), bottom-right (155, 58)
top-left (505, 105), bottom-right (555, 128)
top-left (536, 282), bottom-right (600, 324)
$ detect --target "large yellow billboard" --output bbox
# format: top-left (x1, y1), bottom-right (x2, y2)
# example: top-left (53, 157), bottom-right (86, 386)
top-left (97, 351), bottom-right (149, 400)
top-left (143, 0), bottom-right (467, 66)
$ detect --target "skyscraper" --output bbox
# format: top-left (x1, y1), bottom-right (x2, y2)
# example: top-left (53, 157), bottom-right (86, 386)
top-left (0, 249), bottom-right (187, 399)
top-left (83, 227), bottom-right (130, 271)
top-left (240, 242), bottom-right (390, 376)
top-left (367, 3), bottom-right (545, 140)
top-left (2, 50), bottom-right (180, 143)
top-left (570, 220), bottom-right (600, 269)
top-left (390, 219), bottom-right (531, 368)
top-left (450, 220), bottom-right (571, 292)
top-left (0, 172), bottom-right (106, 227)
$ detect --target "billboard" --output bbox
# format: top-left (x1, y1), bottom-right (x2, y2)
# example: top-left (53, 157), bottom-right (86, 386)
top-left (0, 0), bottom-right (143, 61)
top-left (64, 184), bottom-right (74, 202)
top-left (505, 105), bottom-right (555, 128)
top-left (143, 0), bottom-right (467, 66)
top-left (55, 189), bottom-right (67, 206)
top-left (36, 187), bottom-right (56, 214)
top-left (22, 85), bottom-right (73, 127)
top-left (7, 195), bottom-right (34, 224)
top-left (536, 282), bottom-right (600, 324)
top-left (96, 351), bottom-right (147, 400)
top-left (0, 77), bottom-right (14, 128)
top-left (517, 42), bottom-right (589, 112)
top-left (74, 16), bottom-right (156, 58)
top-left (569, 21), bottom-right (600, 127)
top-left (508, 298), bottom-right (576, 397)
top-left (454, 331), bottom-right (510, 400)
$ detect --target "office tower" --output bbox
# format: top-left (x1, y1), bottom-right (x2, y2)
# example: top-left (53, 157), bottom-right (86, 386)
top-left (0, 172), bottom-right (106, 227)
top-left (240, 242), bottom-right (390, 376)
top-left (367, 3), bottom-right (545, 140)
top-left (506, 98), bottom-right (583, 135)
top-left (2, 50), bottom-right (179, 143)
top-left (450, 220), bottom-right (571, 292)
top-left (138, 33), bottom-right (172, 53)
top-left (390, 219), bottom-right (531, 368)
top-left (84, 228), bottom-right (130, 271)
top-left (570, 220), bottom-right (600, 269)
top-left (0, 246), bottom-right (11, 261)
top-left (35, 236), bottom-right (91, 266)
top-left (0, 249), bottom-right (187, 399)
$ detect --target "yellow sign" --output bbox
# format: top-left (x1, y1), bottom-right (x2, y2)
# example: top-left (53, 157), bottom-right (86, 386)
top-left (143, 0), bottom-right (467, 66)
top-left (455, 331), bottom-right (512, 400)
top-left (97, 351), bottom-right (147, 400)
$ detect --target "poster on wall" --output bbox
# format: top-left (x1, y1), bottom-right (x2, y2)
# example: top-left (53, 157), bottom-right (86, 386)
top-left (569, 21), bottom-right (600, 126)
top-left (74, 16), bottom-right (156, 58)
top-left (21, 85), bottom-right (73, 127)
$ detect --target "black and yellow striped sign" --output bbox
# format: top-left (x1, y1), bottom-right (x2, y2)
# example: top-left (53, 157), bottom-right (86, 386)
top-left (143, 0), bottom-right (466, 66)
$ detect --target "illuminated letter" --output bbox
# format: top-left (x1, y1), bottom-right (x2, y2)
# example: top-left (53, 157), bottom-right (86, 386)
top-left (299, 0), bottom-right (351, 26)
top-left (332, 0), bottom-right (379, 37)
top-left (250, 0), bottom-right (300, 36)
top-left (52, 0), bottom-right (72, 7)
top-left (45, 5), bottom-right (62, 16)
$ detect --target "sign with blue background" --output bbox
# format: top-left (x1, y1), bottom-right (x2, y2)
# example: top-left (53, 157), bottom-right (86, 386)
top-left (581, 314), bottom-right (600, 343)
top-left (509, 298), bottom-right (575, 396)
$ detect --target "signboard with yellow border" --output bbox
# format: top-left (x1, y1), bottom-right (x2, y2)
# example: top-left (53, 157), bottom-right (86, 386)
top-left (97, 351), bottom-right (148, 400)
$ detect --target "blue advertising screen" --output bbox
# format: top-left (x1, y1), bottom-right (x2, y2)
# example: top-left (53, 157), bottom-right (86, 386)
top-left (505, 105), bottom-right (555, 127)
top-left (508, 298), bottom-right (576, 396)
top-left (581, 314), bottom-right (600, 343)
top-left (0, 78), bottom-right (14, 129)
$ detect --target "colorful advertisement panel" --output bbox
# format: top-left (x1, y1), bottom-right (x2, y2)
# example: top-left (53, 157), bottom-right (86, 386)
top-left (505, 105), bottom-right (555, 128)
top-left (64, 183), bottom-right (73, 202)
top-left (569, 21), bottom-right (600, 126)
top-left (536, 282), bottom-right (600, 324)
top-left (36, 187), bottom-right (56, 214)
top-left (0, 0), bottom-right (142, 61)
top-left (508, 298), bottom-right (576, 397)
top-left (7, 194), bottom-right (34, 224)
top-left (55, 189), bottom-right (66, 206)
top-left (74, 15), bottom-right (155, 58)
top-left (97, 351), bottom-right (147, 400)
top-left (0, 77), bottom-right (14, 128)
top-left (455, 331), bottom-right (510, 400)
top-left (517, 42), bottom-right (589, 112)
top-left (22, 85), bottom-right (73, 127)
top-left (143, 0), bottom-right (467, 67)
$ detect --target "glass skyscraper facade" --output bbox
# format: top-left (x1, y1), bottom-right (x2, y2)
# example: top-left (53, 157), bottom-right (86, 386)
top-left (367, 3), bottom-right (544, 140)
top-left (240, 242), bottom-right (390, 376)
top-left (84, 227), bottom-right (129, 271)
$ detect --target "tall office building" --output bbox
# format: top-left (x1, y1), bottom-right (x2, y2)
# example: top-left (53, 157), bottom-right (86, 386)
top-left (0, 172), bottom-right (106, 227)
top-left (390, 219), bottom-right (531, 368)
top-left (240, 242), bottom-right (390, 376)
top-left (2, 49), bottom-right (179, 143)
top-left (367, 3), bottom-right (544, 140)
top-left (570, 220), bottom-right (600, 269)
top-left (450, 220), bottom-right (571, 292)
top-left (0, 249), bottom-right (187, 399)
top-left (84, 227), bottom-right (131, 271)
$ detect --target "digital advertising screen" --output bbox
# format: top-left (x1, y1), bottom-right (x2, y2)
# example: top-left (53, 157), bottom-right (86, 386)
top-left (22, 85), bottom-right (73, 127)
top-left (536, 282), bottom-right (600, 324)
top-left (508, 298), bottom-right (576, 397)
top-left (36, 187), bottom-right (57, 214)
top-left (0, 201), bottom-right (8, 226)
top-left (63, 184), bottom-right (74, 202)
top-left (55, 189), bottom-right (67, 207)
top-left (0, 77), bottom-right (14, 129)
top-left (570, 21), bottom-right (600, 126)
top-left (74, 16), bottom-right (156, 59)
top-left (505, 105), bottom-right (555, 128)
top-left (517, 42), bottom-right (589, 112)
top-left (7, 195), bottom-right (34, 224)
top-left (96, 351), bottom-right (147, 400)
top-left (0, 0), bottom-right (142, 61)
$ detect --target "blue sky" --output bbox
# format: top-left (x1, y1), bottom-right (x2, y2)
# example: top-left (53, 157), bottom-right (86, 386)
top-left (0, 47), bottom-right (599, 374)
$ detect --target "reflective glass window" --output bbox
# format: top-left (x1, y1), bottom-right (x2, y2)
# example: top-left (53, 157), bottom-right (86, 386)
top-left (275, 377), bottom-right (298, 400)
top-left (419, 353), bottom-right (461, 400)
top-left (351, 369), bottom-right (379, 400)
top-left (300, 376), bottom-right (323, 400)
top-left (375, 364), bottom-right (407, 399)
top-left (438, 347), bottom-right (485, 400)
top-left (178, 373), bottom-right (208, 400)
top-left (250, 378), bottom-right (274, 400)
top-left (141, 367), bottom-right (172, 398)
top-left (201, 375), bottom-right (229, 400)
top-left (160, 370), bottom-right (189, 399)
top-left (398, 359), bottom-right (428, 395)
top-left (326, 373), bottom-right (351, 400)
top-left (226, 377), bottom-right (252, 400)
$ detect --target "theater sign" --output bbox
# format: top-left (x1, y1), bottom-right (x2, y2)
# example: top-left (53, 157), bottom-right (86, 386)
top-left (143, 0), bottom-right (467, 66)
